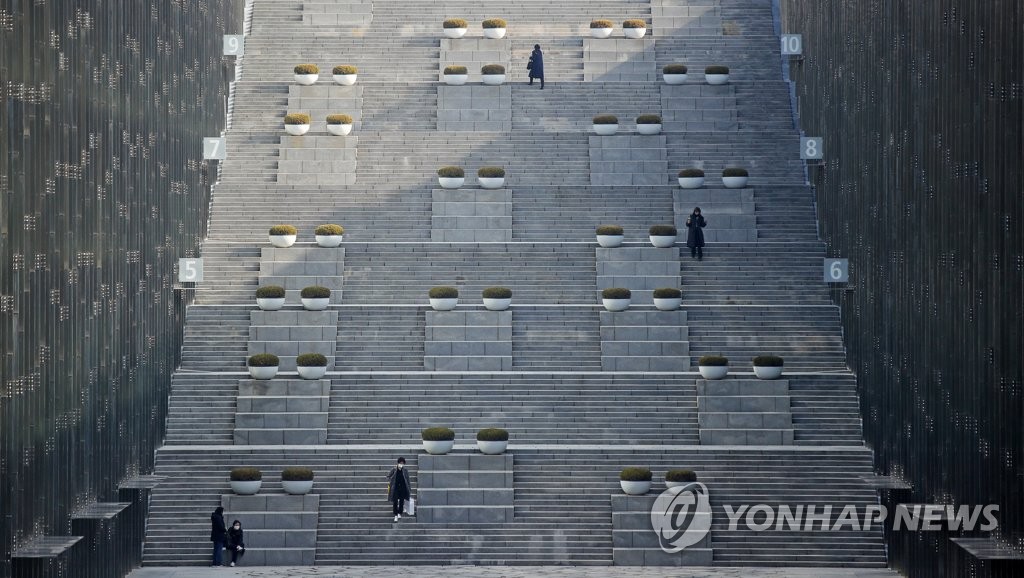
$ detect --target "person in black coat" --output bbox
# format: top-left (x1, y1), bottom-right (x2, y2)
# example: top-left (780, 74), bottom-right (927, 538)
top-left (227, 520), bottom-right (245, 567)
top-left (686, 207), bottom-right (707, 260)
top-left (209, 506), bottom-right (227, 567)
top-left (527, 44), bottom-right (545, 89)
top-left (386, 457), bottom-right (412, 522)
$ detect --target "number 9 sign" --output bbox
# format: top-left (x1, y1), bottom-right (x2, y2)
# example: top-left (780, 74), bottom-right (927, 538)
top-left (824, 258), bottom-right (848, 283)
top-left (223, 35), bottom-right (244, 56)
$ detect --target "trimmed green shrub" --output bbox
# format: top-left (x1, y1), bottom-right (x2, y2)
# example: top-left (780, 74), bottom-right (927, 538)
top-left (255, 285), bottom-right (286, 299)
top-left (443, 65), bottom-right (468, 75)
top-left (443, 18), bottom-right (468, 28)
top-left (315, 224), bottom-right (344, 235)
top-left (664, 64), bottom-right (688, 74)
top-left (437, 166), bottom-right (465, 178)
top-left (596, 225), bottom-right (624, 236)
top-left (300, 286), bottom-right (331, 299)
top-left (422, 427), bottom-right (455, 441)
top-left (296, 353), bottom-right (328, 367)
top-left (590, 19), bottom-right (614, 28)
top-left (269, 224), bottom-right (298, 235)
top-left (282, 467), bottom-right (314, 481)
top-left (284, 113), bottom-right (311, 125)
top-left (705, 65), bottom-right (730, 75)
top-left (636, 114), bottom-right (662, 124)
top-left (428, 286), bottom-right (459, 299)
top-left (723, 167), bottom-right (749, 177)
top-left (753, 354), bottom-right (784, 367)
top-left (477, 167), bottom-right (505, 178)
top-left (653, 287), bottom-right (682, 299)
top-left (326, 114), bottom-right (353, 125)
top-left (593, 114), bottom-right (618, 124)
top-left (230, 467), bottom-right (262, 481)
top-left (620, 467), bottom-right (652, 481)
top-left (698, 354), bottom-right (729, 366)
top-left (477, 428), bottom-right (509, 442)
top-left (294, 63), bottom-right (319, 75)
top-left (481, 64), bottom-right (505, 75)
top-left (482, 287), bottom-right (512, 299)
top-left (649, 225), bottom-right (678, 236)
top-left (247, 353), bottom-right (279, 367)
top-left (482, 18), bottom-right (507, 28)
top-left (333, 65), bottom-right (357, 75)
top-left (679, 168), bottom-right (705, 178)
top-left (666, 469), bottom-right (697, 483)
top-left (622, 19), bottom-right (647, 28)
top-left (602, 287), bottom-right (631, 300)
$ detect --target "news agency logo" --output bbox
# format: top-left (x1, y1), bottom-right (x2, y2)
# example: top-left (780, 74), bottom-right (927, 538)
top-left (650, 482), bottom-right (713, 553)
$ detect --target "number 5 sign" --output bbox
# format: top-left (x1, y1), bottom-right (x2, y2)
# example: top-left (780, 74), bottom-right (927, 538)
top-left (179, 258), bottom-right (204, 283)
top-left (824, 258), bottom-right (848, 283)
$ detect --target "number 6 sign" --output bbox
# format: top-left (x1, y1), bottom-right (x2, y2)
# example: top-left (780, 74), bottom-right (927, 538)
top-left (824, 258), bottom-right (848, 283)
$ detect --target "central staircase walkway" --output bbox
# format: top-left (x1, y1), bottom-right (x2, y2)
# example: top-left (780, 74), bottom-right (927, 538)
top-left (142, 0), bottom-right (890, 572)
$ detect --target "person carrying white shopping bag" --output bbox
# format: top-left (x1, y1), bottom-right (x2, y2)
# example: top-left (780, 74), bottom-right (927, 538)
top-left (386, 457), bottom-right (412, 522)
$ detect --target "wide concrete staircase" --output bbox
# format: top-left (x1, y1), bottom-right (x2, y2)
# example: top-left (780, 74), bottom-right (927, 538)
top-left (143, 0), bottom-right (889, 570)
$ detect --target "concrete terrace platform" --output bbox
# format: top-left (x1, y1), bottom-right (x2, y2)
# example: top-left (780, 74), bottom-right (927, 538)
top-left (130, 567), bottom-right (902, 578)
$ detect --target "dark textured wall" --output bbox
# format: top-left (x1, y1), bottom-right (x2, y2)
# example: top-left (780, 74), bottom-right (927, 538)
top-left (0, 0), bottom-right (242, 576)
top-left (779, 1), bottom-right (1023, 576)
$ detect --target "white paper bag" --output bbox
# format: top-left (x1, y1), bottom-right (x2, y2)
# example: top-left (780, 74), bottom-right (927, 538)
top-left (404, 498), bottom-right (416, 516)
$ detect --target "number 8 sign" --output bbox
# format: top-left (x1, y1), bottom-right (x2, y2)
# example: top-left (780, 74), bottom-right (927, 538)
top-left (824, 259), bottom-right (848, 283)
top-left (801, 137), bottom-right (823, 160)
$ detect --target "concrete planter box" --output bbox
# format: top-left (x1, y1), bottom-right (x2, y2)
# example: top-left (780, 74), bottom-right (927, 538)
top-left (429, 297), bottom-right (458, 311)
top-left (483, 28), bottom-right (506, 39)
top-left (315, 234), bottom-right (343, 247)
top-left (269, 234), bottom-right (297, 248)
top-left (332, 74), bottom-right (357, 85)
top-left (698, 365), bottom-right (729, 380)
top-left (603, 298), bottom-right (631, 312)
top-left (248, 366), bottom-right (278, 380)
top-left (637, 123), bottom-right (662, 135)
top-left (590, 27), bottom-right (613, 39)
top-left (443, 74), bottom-right (468, 86)
top-left (663, 73), bottom-right (687, 85)
top-left (284, 124), bottom-right (310, 136)
top-left (477, 440), bottom-right (508, 454)
top-left (619, 480), bottom-right (651, 495)
top-left (679, 176), bottom-right (705, 189)
top-left (326, 123), bottom-right (352, 136)
top-left (256, 297), bottom-right (286, 311)
top-left (483, 297), bottom-right (511, 311)
top-left (722, 176), bottom-right (749, 188)
top-left (481, 74), bottom-right (506, 85)
top-left (753, 365), bottom-right (784, 379)
top-left (706, 73), bottom-right (729, 85)
top-left (423, 439), bottom-right (455, 455)
top-left (649, 235), bottom-right (677, 248)
top-left (593, 123), bottom-right (618, 136)
top-left (301, 297), bottom-right (330, 311)
top-left (596, 234), bottom-right (624, 248)
top-left (438, 177), bottom-right (465, 189)
top-left (443, 27), bottom-right (468, 39)
top-left (230, 480), bottom-right (262, 495)
top-left (294, 73), bottom-right (318, 85)
top-left (653, 297), bottom-right (682, 311)
top-left (478, 177), bottom-right (505, 189)
top-left (297, 365), bottom-right (327, 380)
top-left (282, 480), bottom-right (314, 495)
top-left (623, 27), bottom-right (647, 39)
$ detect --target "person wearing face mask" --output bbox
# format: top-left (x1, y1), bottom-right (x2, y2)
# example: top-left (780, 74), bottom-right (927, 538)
top-left (227, 520), bottom-right (245, 567)
top-left (209, 506), bottom-right (227, 567)
top-left (386, 457), bottom-right (412, 522)
top-left (685, 207), bottom-right (707, 261)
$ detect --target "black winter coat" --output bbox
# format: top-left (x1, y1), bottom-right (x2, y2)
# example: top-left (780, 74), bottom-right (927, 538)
top-left (210, 510), bottom-right (227, 542)
top-left (686, 214), bottom-right (707, 248)
top-left (228, 526), bottom-right (245, 549)
top-left (527, 49), bottom-right (544, 79)
top-left (386, 466), bottom-right (411, 502)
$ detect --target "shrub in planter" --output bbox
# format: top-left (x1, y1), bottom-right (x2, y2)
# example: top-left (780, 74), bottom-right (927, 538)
top-left (443, 64), bottom-right (469, 85)
top-left (247, 353), bottom-right (279, 380)
top-left (283, 113), bottom-right (311, 136)
top-left (482, 286), bottom-right (513, 311)
top-left (422, 426), bottom-right (456, 455)
top-left (722, 167), bottom-right (749, 188)
top-left (663, 63), bottom-right (688, 84)
top-left (636, 114), bottom-right (663, 135)
top-left (281, 467), bottom-right (314, 495)
top-left (230, 467), bottom-right (263, 495)
top-left (704, 65), bottom-right (730, 85)
top-left (619, 467), bottom-right (652, 495)
top-left (602, 287), bottom-right (631, 312)
top-left (590, 19), bottom-right (614, 38)
top-left (255, 285), bottom-right (286, 311)
top-left (326, 113), bottom-right (354, 136)
top-left (437, 165), bottom-right (466, 188)
top-left (648, 224), bottom-right (678, 248)
top-left (294, 64), bottom-right (319, 75)
top-left (296, 352), bottom-right (328, 380)
top-left (592, 114), bottom-right (619, 135)
top-left (268, 224), bottom-right (298, 246)
top-left (481, 64), bottom-right (505, 75)
top-left (477, 166), bottom-right (506, 189)
top-left (443, 18), bottom-right (469, 38)
top-left (596, 224), bottom-right (625, 248)
top-left (443, 65), bottom-right (468, 75)
top-left (294, 63), bottom-right (319, 85)
top-left (652, 287), bottom-right (682, 311)
top-left (481, 63), bottom-right (506, 85)
top-left (314, 224), bottom-right (344, 247)
top-left (482, 18), bottom-right (507, 39)
top-left (665, 469), bottom-right (698, 489)
top-left (476, 427), bottom-right (509, 454)
top-left (332, 65), bottom-right (358, 85)
top-left (698, 354), bottom-right (729, 379)
top-left (678, 168), bottom-right (706, 189)
top-left (622, 19), bottom-right (647, 38)
top-left (428, 286), bottom-right (459, 310)
top-left (752, 354), bottom-right (784, 379)
top-left (300, 285), bottom-right (331, 310)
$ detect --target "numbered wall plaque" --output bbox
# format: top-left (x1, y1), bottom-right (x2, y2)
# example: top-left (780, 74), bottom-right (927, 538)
top-left (223, 35), bottom-right (244, 56)
top-left (824, 258), bottom-right (849, 283)
top-left (178, 258), bottom-right (204, 283)
top-left (781, 34), bottom-right (803, 55)
top-left (801, 137), bottom-right (824, 160)
top-left (203, 137), bottom-right (226, 160)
